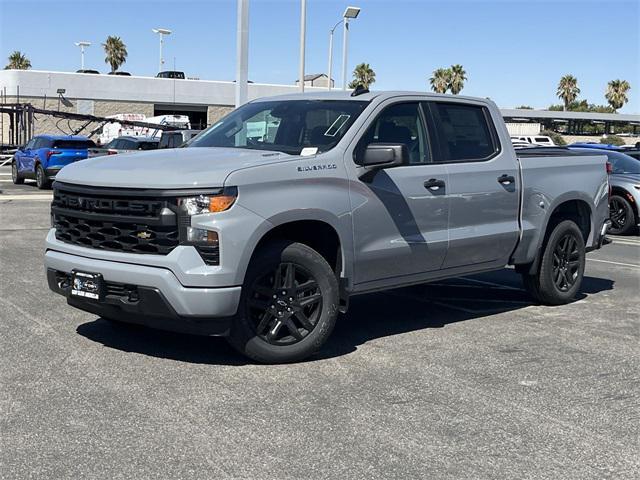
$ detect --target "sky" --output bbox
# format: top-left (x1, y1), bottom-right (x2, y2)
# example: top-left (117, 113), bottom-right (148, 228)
top-left (1, 0), bottom-right (638, 113)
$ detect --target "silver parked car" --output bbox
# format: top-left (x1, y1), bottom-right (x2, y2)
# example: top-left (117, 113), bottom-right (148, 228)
top-left (571, 148), bottom-right (640, 235)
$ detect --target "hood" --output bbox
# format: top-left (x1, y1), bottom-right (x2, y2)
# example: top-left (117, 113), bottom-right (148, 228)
top-left (55, 147), bottom-right (292, 189)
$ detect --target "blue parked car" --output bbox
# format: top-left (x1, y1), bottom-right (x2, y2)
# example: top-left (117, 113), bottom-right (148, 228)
top-left (12, 135), bottom-right (96, 189)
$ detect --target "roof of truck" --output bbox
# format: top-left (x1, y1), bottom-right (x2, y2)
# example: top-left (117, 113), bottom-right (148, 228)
top-left (253, 90), bottom-right (493, 104)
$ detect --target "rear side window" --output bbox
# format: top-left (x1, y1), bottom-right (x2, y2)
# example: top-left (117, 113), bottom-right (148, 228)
top-left (138, 141), bottom-right (158, 150)
top-left (34, 138), bottom-right (52, 149)
top-left (534, 137), bottom-right (550, 143)
top-left (52, 140), bottom-right (96, 149)
top-left (428, 103), bottom-right (499, 162)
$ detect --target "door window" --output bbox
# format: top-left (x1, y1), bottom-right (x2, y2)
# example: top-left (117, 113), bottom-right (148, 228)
top-left (428, 103), bottom-right (499, 162)
top-left (356, 102), bottom-right (429, 164)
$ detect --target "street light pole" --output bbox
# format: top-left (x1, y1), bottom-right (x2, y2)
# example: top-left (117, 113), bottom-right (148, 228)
top-left (74, 42), bottom-right (91, 70)
top-left (299, 0), bottom-right (307, 92)
top-left (235, 0), bottom-right (249, 107)
top-left (339, 7), bottom-right (360, 91)
top-left (152, 28), bottom-right (172, 73)
top-left (327, 20), bottom-right (342, 91)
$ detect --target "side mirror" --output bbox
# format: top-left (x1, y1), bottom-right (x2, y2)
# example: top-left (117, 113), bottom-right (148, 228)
top-left (357, 143), bottom-right (408, 169)
top-left (18, 146), bottom-right (25, 152)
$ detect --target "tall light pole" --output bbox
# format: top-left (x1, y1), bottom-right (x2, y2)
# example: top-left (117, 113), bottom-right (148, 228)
top-left (341, 6), bottom-right (361, 90)
top-left (152, 28), bottom-right (172, 73)
top-left (327, 20), bottom-right (342, 90)
top-left (299, 0), bottom-right (307, 92)
top-left (74, 41), bottom-right (91, 70)
top-left (235, 0), bottom-right (249, 107)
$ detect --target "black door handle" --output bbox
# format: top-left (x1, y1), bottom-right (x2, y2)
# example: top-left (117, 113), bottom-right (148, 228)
top-left (498, 174), bottom-right (515, 185)
top-left (424, 178), bottom-right (446, 190)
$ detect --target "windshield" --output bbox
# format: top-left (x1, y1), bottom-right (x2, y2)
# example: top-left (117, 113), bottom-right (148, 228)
top-left (188, 100), bottom-right (368, 155)
top-left (607, 151), bottom-right (640, 174)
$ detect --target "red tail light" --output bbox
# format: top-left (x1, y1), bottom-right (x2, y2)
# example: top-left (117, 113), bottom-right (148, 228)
top-left (107, 149), bottom-right (118, 155)
top-left (606, 162), bottom-right (613, 174)
top-left (47, 150), bottom-right (63, 160)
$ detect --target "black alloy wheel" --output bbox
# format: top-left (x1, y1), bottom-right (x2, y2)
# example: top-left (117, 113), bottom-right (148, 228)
top-left (12, 161), bottom-right (24, 184)
top-left (247, 262), bottom-right (323, 346)
top-left (608, 195), bottom-right (634, 235)
top-left (551, 233), bottom-right (580, 292)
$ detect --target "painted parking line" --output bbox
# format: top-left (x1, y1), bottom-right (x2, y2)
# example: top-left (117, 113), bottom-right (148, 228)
top-left (589, 258), bottom-right (640, 269)
top-left (0, 194), bottom-right (53, 201)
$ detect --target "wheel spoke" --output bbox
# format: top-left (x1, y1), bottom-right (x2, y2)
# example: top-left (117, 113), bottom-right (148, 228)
top-left (284, 263), bottom-right (295, 289)
top-left (265, 320), bottom-right (284, 341)
top-left (562, 269), bottom-right (573, 287)
top-left (297, 293), bottom-right (322, 308)
top-left (553, 268), bottom-right (563, 287)
top-left (284, 318), bottom-right (303, 340)
top-left (296, 279), bottom-right (318, 293)
top-left (293, 309), bottom-right (314, 331)
top-left (273, 264), bottom-right (283, 289)
top-left (255, 311), bottom-right (274, 335)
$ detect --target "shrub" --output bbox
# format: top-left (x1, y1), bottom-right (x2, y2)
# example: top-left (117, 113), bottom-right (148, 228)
top-left (600, 135), bottom-right (625, 146)
top-left (540, 130), bottom-right (566, 146)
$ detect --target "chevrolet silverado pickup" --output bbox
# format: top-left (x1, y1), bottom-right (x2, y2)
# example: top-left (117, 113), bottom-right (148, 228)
top-left (45, 90), bottom-right (610, 363)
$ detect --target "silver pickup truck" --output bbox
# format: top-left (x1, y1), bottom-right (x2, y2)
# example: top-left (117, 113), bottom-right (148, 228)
top-left (45, 90), bottom-right (610, 363)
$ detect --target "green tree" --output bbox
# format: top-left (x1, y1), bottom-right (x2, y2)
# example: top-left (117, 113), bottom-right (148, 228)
top-left (516, 105), bottom-right (533, 109)
top-left (4, 51), bottom-right (31, 70)
top-left (429, 68), bottom-right (451, 94)
top-left (540, 130), bottom-right (566, 146)
top-left (348, 63), bottom-right (376, 89)
top-left (448, 64), bottom-right (467, 95)
top-left (605, 79), bottom-right (631, 111)
top-left (102, 36), bottom-right (127, 73)
top-left (557, 74), bottom-right (580, 111)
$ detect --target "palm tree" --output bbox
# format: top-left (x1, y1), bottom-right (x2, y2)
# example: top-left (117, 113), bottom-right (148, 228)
top-left (448, 64), bottom-right (467, 95)
top-left (605, 79), bottom-right (631, 111)
top-left (557, 74), bottom-right (580, 111)
top-left (348, 63), bottom-right (376, 89)
top-left (102, 36), bottom-right (127, 73)
top-left (429, 68), bottom-right (451, 94)
top-left (4, 51), bottom-right (31, 70)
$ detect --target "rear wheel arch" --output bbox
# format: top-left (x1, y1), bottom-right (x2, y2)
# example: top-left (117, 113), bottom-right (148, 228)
top-left (517, 198), bottom-right (592, 275)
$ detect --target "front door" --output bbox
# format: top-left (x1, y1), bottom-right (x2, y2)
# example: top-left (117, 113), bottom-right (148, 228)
top-left (424, 101), bottom-right (520, 269)
top-left (350, 101), bottom-right (449, 285)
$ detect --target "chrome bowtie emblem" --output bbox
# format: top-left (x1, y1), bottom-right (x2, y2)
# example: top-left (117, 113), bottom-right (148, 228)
top-left (136, 231), bottom-right (152, 240)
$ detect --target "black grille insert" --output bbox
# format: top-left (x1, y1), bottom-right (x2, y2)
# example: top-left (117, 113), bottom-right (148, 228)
top-left (52, 186), bottom-right (179, 255)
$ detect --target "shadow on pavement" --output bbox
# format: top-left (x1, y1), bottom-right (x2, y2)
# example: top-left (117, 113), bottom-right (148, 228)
top-left (76, 270), bottom-right (614, 365)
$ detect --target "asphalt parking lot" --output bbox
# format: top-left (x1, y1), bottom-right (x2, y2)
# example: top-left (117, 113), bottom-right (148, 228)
top-left (1, 168), bottom-right (639, 479)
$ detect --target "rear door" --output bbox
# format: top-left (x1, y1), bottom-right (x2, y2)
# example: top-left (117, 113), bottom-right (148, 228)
top-left (425, 101), bottom-right (520, 269)
top-left (350, 101), bottom-right (450, 285)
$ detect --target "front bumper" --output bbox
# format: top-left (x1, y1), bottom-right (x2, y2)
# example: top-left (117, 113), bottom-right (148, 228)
top-left (45, 249), bottom-right (241, 336)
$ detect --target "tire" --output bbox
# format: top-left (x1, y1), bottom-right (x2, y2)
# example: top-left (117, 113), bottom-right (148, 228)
top-left (522, 219), bottom-right (586, 305)
top-left (227, 241), bottom-right (339, 364)
top-left (609, 194), bottom-right (636, 236)
top-left (11, 161), bottom-right (24, 184)
top-left (35, 164), bottom-right (51, 190)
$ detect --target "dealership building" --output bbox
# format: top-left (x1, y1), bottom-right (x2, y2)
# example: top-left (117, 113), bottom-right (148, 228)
top-left (1, 69), bottom-right (639, 145)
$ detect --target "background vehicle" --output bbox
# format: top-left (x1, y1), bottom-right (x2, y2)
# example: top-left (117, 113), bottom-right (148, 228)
top-left (511, 139), bottom-right (533, 149)
top-left (570, 147), bottom-right (640, 235)
top-left (571, 142), bottom-right (640, 161)
top-left (12, 135), bottom-right (96, 189)
top-left (97, 113), bottom-right (148, 144)
top-left (107, 71), bottom-right (131, 76)
top-left (76, 69), bottom-right (100, 74)
top-left (45, 91), bottom-right (609, 363)
top-left (510, 135), bottom-right (555, 146)
top-left (158, 129), bottom-right (200, 148)
top-left (156, 71), bottom-right (185, 79)
top-left (144, 115), bottom-right (191, 138)
top-left (104, 136), bottom-right (159, 154)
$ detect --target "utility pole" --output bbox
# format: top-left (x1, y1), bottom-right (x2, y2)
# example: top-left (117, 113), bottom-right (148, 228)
top-left (299, 0), bottom-right (307, 92)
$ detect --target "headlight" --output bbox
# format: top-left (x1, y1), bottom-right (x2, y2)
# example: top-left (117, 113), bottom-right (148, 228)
top-left (179, 188), bottom-right (237, 215)
top-left (176, 188), bottom-right (237, 266)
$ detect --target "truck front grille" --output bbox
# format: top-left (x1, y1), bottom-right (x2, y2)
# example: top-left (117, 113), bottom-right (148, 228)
top-left (52, 184), bottom-right (179, 255)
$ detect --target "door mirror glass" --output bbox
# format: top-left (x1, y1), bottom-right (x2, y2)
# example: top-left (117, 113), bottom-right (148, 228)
top-left (358, 143), bottom-right (408, 168)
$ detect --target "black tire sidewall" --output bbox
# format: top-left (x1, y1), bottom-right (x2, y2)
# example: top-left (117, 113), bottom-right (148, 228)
top-left (12, 161), bottom-right (23, 184)
top-left (36, 164), bottom-right (48, 189)
top-left (537, 220), bottom-right (586, 304)
top-left (609, 195), bottom-right (635, 235)
top-left (229, 241), bottom-right (339, 364)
